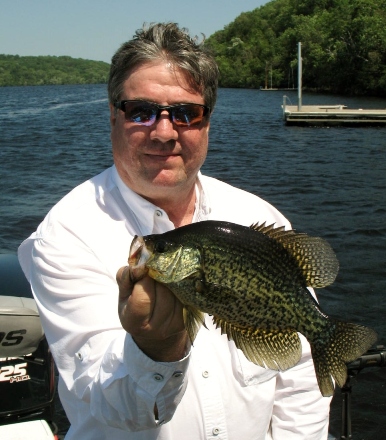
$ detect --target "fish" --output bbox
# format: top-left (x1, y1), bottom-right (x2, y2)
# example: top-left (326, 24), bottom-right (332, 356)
top-left (128, 220), bottom-right (377, 397)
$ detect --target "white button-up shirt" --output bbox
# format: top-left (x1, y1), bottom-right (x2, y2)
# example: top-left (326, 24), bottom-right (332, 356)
top-left (18, 166), bottom-right (331, 439)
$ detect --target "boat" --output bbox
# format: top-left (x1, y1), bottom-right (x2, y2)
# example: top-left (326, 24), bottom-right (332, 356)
top-left (260, 87), bottom-right (297, 91)
top-left (261, 62), bottom-right (297, 91)
top-left (0, 254), bottom-right (57, 439)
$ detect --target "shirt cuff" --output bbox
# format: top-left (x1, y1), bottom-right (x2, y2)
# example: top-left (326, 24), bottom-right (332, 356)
top-left (123, 333), bottom-right (190, 398)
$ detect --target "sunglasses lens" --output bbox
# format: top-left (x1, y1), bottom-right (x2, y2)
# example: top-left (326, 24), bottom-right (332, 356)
top-left (173, 105), bottom-right (206, 126)
top-left (123, 102), bottom-right (157, 126)
top-left (118, 101), bottom-right (208, 127)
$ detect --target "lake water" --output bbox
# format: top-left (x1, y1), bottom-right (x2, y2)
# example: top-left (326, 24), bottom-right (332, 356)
top-left (1, 84), bottom-right (385, 439)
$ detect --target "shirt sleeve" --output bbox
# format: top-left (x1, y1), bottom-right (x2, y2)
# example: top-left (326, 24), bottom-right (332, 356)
top-left (268, 334), bottom-right (332, 439)
top-left (18, 228), bottom-right (190, 432)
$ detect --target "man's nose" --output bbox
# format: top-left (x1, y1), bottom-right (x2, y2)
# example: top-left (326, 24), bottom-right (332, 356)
top-left (150, 110), bottom-right (178, 142)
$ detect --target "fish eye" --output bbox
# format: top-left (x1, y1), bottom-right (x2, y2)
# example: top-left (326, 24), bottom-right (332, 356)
top-left (155, 240), bottom-right (167, 253)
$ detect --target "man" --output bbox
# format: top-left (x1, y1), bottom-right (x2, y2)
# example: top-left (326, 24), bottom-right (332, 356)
top-left (18, 23), bottom-right (331, 439)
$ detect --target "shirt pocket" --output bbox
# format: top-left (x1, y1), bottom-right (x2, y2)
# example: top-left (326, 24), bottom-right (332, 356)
top-left (229, 340), bottom-right (278, 386)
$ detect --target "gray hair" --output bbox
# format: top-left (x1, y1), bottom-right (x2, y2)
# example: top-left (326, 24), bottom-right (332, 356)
top-left (108, 22), bottom-right (219, 111)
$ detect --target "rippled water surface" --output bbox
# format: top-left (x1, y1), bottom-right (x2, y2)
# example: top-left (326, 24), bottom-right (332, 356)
top-left (1, 85), bottom-right (385, 439)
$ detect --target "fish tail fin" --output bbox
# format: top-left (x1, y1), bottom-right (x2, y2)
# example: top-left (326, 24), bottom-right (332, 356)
top-left (311, 320), bottom-right (377, 397)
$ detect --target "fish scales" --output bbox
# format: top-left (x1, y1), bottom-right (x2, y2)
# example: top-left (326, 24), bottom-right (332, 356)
top-left (198, 230), bottom-right (315, 331)
top-left (128, 220), bottom-right (377, 396)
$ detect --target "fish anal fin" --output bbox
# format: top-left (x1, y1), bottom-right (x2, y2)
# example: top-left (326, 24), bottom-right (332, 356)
top-left (213, 316), bottom-right (302, 371)
top-left (183, 305), bottom-right (205, 344)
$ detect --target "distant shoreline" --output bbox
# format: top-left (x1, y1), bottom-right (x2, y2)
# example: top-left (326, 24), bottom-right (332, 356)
top-left (0, 54), bottom-right (109, 87)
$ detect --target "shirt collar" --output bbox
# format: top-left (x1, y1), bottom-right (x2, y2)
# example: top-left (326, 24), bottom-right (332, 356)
top-left (111, 165), bottom-right (211, 235)
top-left (192, 174), bottom-right (211, 223)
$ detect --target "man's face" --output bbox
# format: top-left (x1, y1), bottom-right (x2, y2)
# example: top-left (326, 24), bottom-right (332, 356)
top-left (110, 61), bottom-right (210, 204)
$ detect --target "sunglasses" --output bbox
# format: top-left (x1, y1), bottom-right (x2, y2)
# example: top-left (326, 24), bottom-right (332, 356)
top-left (114, 100), bottom-right (210, 127)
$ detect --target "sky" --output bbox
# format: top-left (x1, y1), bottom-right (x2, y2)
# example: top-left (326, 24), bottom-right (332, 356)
top-left (1, 0), bottom-right (269, 63)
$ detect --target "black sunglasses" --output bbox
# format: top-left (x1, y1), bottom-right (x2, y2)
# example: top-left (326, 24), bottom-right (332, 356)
top-left (114, 100), bottom-right (210, 127)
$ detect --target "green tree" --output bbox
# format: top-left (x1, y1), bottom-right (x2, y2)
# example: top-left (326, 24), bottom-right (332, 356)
top-left (205, 0), bottom-right (386, 95)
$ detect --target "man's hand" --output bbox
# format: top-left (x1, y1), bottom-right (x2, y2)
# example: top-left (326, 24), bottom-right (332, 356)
top-left (117, 266), bottom-right (189, 362)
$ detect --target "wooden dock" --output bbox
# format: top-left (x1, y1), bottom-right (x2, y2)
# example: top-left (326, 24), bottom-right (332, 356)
top-left (283, 104), bottom-right (386, 126)
top-left (281, 43), bottom-right (386, 126)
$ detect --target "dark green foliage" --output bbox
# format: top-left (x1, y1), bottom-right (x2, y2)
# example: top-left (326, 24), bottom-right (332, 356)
top-left (205, 0), bottom-right (386, 95)
top-left (0, 55), bottom-right (109, 87)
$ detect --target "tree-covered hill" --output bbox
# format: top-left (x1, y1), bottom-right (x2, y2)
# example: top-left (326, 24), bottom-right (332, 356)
top-left (3, 0), bottom-right (386, 95)
top-left (205, 0), bottom-right (386, 95)
top-left (0, 55), bottom-right (110, 86)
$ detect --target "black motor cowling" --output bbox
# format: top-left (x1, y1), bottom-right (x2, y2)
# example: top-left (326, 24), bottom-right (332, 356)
top-left (0, 254), bottom-right (55, 424)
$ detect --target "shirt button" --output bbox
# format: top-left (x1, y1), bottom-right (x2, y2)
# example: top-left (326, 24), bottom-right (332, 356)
top-left (173, 371), bottom-right (183, 378)
top-left (202, 370), bottom-right (209, 378)
top-left (212, 427), bottom-right (220, 436)
top-left (153, 373), bottom-right (164, 382)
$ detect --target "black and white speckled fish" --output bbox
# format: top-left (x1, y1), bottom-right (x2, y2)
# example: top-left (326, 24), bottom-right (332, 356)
top-left (128, 220), bottom-right (377, 396)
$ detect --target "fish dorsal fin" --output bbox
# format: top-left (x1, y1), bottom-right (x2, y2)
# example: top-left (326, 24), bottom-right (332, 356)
top-left (250, 222), bottom-right (339, 288)
top-left (250, 221), bottom-right (287, 237)
top-left (213, 316), bottom-right (302, 371)
top-left (183, 305), bottom-right (206, 344)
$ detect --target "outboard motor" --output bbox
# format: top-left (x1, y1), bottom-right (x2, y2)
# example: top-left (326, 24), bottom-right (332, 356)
top-left (0, 254), bottom-right (56, 434)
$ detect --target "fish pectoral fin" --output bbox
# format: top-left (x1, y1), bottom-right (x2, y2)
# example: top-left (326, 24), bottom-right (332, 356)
top-left (183, 305), bottom-right (205, 344)
top-left (213, 316), bottom-right (302, 371)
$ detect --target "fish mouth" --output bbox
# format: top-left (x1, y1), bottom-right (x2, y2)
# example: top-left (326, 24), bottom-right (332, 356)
top-left (128, 236), bottom-right (151, 281)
